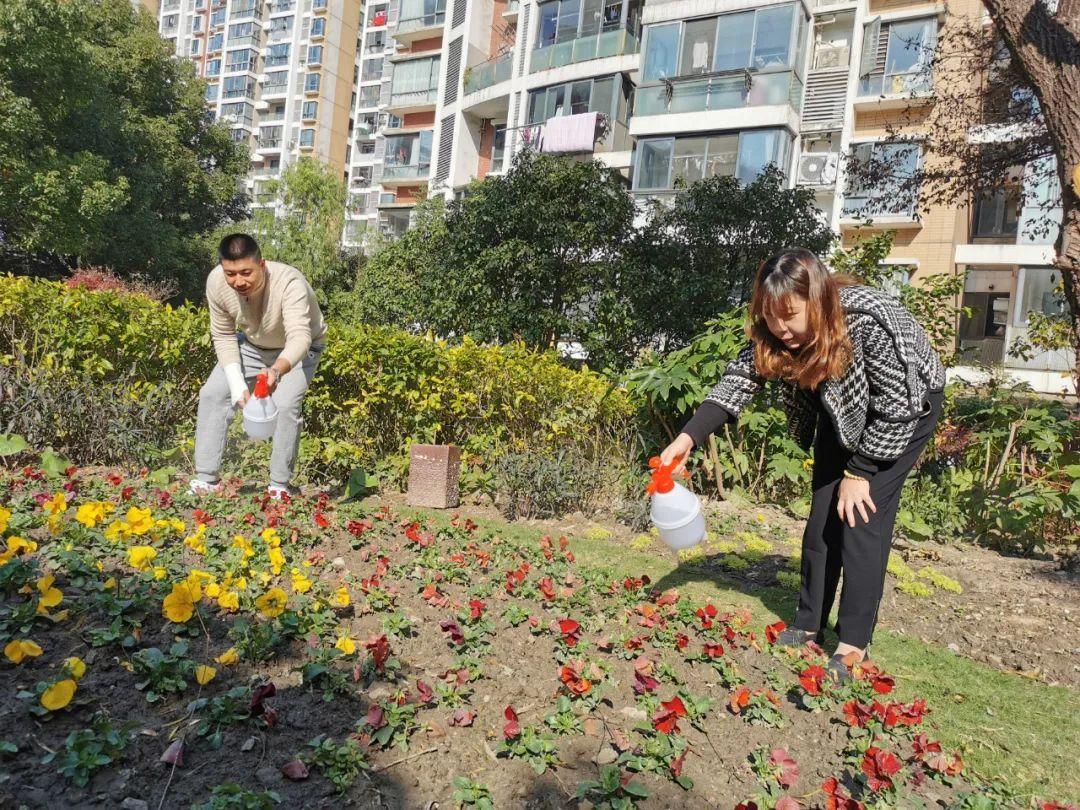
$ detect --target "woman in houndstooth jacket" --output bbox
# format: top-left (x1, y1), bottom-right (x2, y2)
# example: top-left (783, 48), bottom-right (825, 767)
top-left (659, 248), bottom-right (945, 681)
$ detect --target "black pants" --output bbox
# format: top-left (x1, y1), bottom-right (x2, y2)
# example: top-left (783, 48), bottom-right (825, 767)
top-left (793, 390), bottom-right (943, 648)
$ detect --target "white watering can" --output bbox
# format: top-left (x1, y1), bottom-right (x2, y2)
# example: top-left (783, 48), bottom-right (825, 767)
top-left (242, 371), bottom-right (278, 440)
top-left (647, 456), bottom-right (706, 552)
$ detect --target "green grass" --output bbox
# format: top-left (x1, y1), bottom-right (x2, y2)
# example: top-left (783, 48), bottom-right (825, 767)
top-left (399, 502), bottom-right (1080, 803)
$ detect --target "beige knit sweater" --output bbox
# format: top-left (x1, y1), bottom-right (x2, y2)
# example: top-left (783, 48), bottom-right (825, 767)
top-left (206, 261), bottom-right (327, 370)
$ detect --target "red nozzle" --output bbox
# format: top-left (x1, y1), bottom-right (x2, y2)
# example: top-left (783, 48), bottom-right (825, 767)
top-left (253, 371), bottom-right (270, 399)
top-left (646, 455), bottom-right (677, 495)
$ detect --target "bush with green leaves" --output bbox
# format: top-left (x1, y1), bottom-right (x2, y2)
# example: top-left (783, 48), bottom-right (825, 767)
top-left (191, 784), bottom-right (281, 810)
top-left (42, 712), bottom-right (134, 787)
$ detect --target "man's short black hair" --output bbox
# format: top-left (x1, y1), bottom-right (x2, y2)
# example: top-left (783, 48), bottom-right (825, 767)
top-left (218, 233), bottom-right (262, 263)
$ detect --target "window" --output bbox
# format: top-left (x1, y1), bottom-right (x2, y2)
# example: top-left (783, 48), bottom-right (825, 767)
top-left (313, 0), bottom-right (327, 9)
top-left (305, 72), bottom-right (321, 92)
top-left (859, 17), bottom-right (937, 96)
top-left (229, 128), bottom-right (248, 142)
top-left (358, 85), bottom-right (381, 107)
top-left (225, 48), bottom-right (257, 72)
top-left (310, 17), bottom-right (325, 37)
top-left (266, 43), bottom-right (290, 66)
top-left (205, 83), bottom-right (220, 102)
top-left (269, 16), bottom-right (293, 34)
top-left (358, 140), bottom-right (376, 154)
top-left (633, 129), bottom-right (791, 191)
top-left (642, 23), bottom-right (678, 81)
top-left (361, 57), bottom-right (383, 81)
top-left (390, 55), bottom-right (440, 100)
top-left (369, 5), bottom-right (388, 25)
top-left (842, 142), bottom-right (921, 218)
top-left (640, 5), bottom-right (799, 82)
top-left (299, 128), bottom-right (315, 148)
top-left (1016, 268), bottom-right (1066, 326)
top-left (209, 32), bottom-right (224, 51)
top-left (210, 9), bottom-right (226, 26)
top-left (366, 30), bottom-right (386, 52)
top-left (192, 15), bottom-right (204, 32)
top-left (527, 75), bottom-right (619, 123)
top-left (492, 124), bottom-right (507, 167)
top-left (535, 0), bottom-right (629, 48)
top-left (260, 125), bottom-right (283, 147)
top-left (206, 58), bottom-right (222, 76)
top-left (223, 75), bottom-right (255, 98)
top-left (983, 294), bottom-right (1010, 338)
top-left (973, 186), bottom-right (1020, 238)
top-left (308, 45), bottom-right (323, 65)
top-left (228, 21), bottom-right (256, 42)
top-left (190, 38), bottom-right (202, 55)
top-left (385, 131), bottom-right (434, 171)
top-left (264, 70), bottom-right (289, 90)
top-left (399, 0), bottom-right (446, 25)
top-left (302, 100), bottom-right (318, 119)
top-left (352, 166), bottom-right (373, 186)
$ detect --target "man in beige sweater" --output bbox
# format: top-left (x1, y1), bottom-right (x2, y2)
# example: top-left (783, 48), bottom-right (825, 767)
top-left (190, 233), bottom-right (327, 499)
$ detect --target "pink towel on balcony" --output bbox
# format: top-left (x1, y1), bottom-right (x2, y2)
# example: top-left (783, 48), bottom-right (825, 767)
top-left (541, 112), bottom-right (599, 154)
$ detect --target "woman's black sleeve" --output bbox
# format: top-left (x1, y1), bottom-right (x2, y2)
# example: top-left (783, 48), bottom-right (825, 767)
top-left (681, 401), bottom-right (735, 449)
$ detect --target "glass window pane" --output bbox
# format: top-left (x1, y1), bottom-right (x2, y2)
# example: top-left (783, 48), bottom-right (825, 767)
top-left (752, 5), bottom-right (793, 69)
top-left (642, 23), bottom-right (679, 81)
top-left (546, 84), bottom-right (566, 118)
top-left (673, 137), bottom-right (708, 185)
top-left (705, 134), bottom-right (739, 177)
top-left (885, 18), bottom-right (933, 76)
top-left (681, 18), bottom-right (717, 76)
top-left (538, 3), bottom-right (558, 47)
top-left (589, 76), bottom-right (615, 116)
top-left (580, 0), bottom-right (602, 37)
top-left (736, 129), bottom-right (783, 183)
top-left (528, 89), bottom-right (546, 123)
top-left (418, 130), bottom-right (433, 165)
top-left (557, 0), bottom-right (581, 43)
top-left (386, 135), bottom-right (415, 165)
top-left (570, 81), bottom-right (591, 114)
top-left (636, 139), bottom-right (673, 189)
top-left (714, 11), bottom-right (754, 71)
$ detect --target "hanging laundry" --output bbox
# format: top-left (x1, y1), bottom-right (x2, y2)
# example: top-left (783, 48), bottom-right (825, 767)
top-left (540, 112), bottom-right (599, 154)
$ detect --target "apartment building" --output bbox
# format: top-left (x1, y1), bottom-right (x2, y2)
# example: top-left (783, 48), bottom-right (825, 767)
top-left (156, 0), bottom-right (361, 207)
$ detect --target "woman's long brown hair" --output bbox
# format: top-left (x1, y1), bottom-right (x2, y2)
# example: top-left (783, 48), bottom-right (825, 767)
top-left (748, 248), bottom-right (855, 390)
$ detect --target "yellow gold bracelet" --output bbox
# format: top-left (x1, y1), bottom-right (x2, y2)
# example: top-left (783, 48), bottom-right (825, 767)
top-left (842, 469), bottom-right (867, 481)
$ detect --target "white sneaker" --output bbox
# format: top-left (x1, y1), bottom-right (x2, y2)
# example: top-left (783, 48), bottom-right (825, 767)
top-left (188, 479), bottom-right (222, 496)
top-left (266, 484), bottom-right (293, 501)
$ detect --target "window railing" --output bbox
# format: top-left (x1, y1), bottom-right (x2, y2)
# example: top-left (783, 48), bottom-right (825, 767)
top-left (463, 52), bottom-right (512, 95)
top-left (223, 85), bottom-right (256, 99)
top-left (635, 69), bottom-right (802, 116)
top-left (388, 87), bottom-right (438, 108)
top-left (396, 10), bottom-right (445, 34)
top-left (226, 58), bottom-right (259, 73)
top-left (383, 162), bottom-right (431, 181)
top-left (270, 0), bottom-right (295, 11)
top-left (530, 28), bottom-right (639, 73)
top-left (258, 137), bottom-right (282, 149)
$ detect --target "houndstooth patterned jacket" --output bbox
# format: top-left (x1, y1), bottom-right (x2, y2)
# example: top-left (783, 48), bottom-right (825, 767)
top-left (705, 285), bottom-right (946, 461)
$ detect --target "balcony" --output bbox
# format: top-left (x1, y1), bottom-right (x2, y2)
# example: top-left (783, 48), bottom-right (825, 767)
top-left (231, 4), bottom-right (262, 21)
top-left (380, 163), bottom-right (431, 186)
top-left (634, 70), bottom-right (802, 117)
top-left (386, 87), bottom-right (438, 114)
top-left (269, 0), bottom-right (294, 11)
top-left (463, 52), bottom-right (512, 96)
top-left (394, 10), bottom-right (445, 44)
top-left (257, 137), bottom-right (283, 151)
top-left (530, 28), bottom-right (639, 73)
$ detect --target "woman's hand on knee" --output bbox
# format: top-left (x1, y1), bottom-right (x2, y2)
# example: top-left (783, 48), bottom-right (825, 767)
top-left (837, 476), bottom-right (876, 528)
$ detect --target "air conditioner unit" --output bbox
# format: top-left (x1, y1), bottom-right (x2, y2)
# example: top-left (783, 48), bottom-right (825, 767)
top-left (797, 153), bottom-right (839, 186)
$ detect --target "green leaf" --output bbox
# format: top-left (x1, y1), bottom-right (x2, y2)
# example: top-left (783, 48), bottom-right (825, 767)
top-left (40, 448), bottom-right (73, 477)
top-left (343, 468), bottom-right (368, 501)
top-left (0, 434), bottom-right (29, 457)
top-left (147, 467), bottom-right (178, 487)
top-left (0, 741), bottom-right (18, 754)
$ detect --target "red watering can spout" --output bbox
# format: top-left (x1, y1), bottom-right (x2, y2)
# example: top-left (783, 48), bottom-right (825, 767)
top-left (253, 371), bottom-right (270, 399)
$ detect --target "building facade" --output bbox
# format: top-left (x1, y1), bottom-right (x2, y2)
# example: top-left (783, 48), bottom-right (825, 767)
top-left (156, 0), bottom-right (362, 206)
top-left (147, 0), bottom-right (1069, 394)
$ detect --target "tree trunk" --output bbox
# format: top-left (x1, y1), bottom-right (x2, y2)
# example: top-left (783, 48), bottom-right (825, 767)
top-left (981, 0), bottom-right (1080, 395)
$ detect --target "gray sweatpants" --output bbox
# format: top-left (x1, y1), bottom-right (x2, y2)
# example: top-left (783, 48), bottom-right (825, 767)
top-left (194, 340), bottom-right (322, 488)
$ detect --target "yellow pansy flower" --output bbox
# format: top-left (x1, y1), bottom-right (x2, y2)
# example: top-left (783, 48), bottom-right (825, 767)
top-left (195, 665), bottom-right (217, 685)
top-left (125, 507), bottom-right (154, 536)
top-left (41, 679), bottom-right (76, 711)
top-left (153, 567), bottom-right (167, 581)
top-left (217, 590), bottom-right (239, 611)
top-left (332, 586), bottom-right (350, 608)
top-left (103, 521), bottom-right (126, 543)
top-left (36, 574), bottom-right (63, 609)
top-left (6, 536), bottom-right (37, 556)
top-left (233, 576), bottom-right (248, 591)
top-left (75, 501), bottom-right (113, 528)
top-left (290, 569), bottom-right (312, 594)
top-left (127, 546), bottom-right (157, 572)
top-left (268, 547), bottom-right (285, 576)
top-left (63, 657), bottom-right (87, 680)
top-left (260, 527), bottom-right (281, 547)
top-left (0, 505), bottom-right (11, 534)
top-left (43, 492), bottom-right (68, 516)
top-left (334, 633), bottom-right (356, 656)
top-left (255, 587), bottom-right (287, 618)
top-left (103, 577), bottom-right (118, 591)
top-left (215, 647), bottom-right (240, 666)
top-left (204, 582), bottom-right (221, 599)
top-left (162, 580), bottom-right (199, 623)
top-left (4, 639), bottom-right (43, 664)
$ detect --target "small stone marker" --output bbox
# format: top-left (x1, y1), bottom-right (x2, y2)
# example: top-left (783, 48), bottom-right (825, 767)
top-left (407, 444), bottom-right (461, 509)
